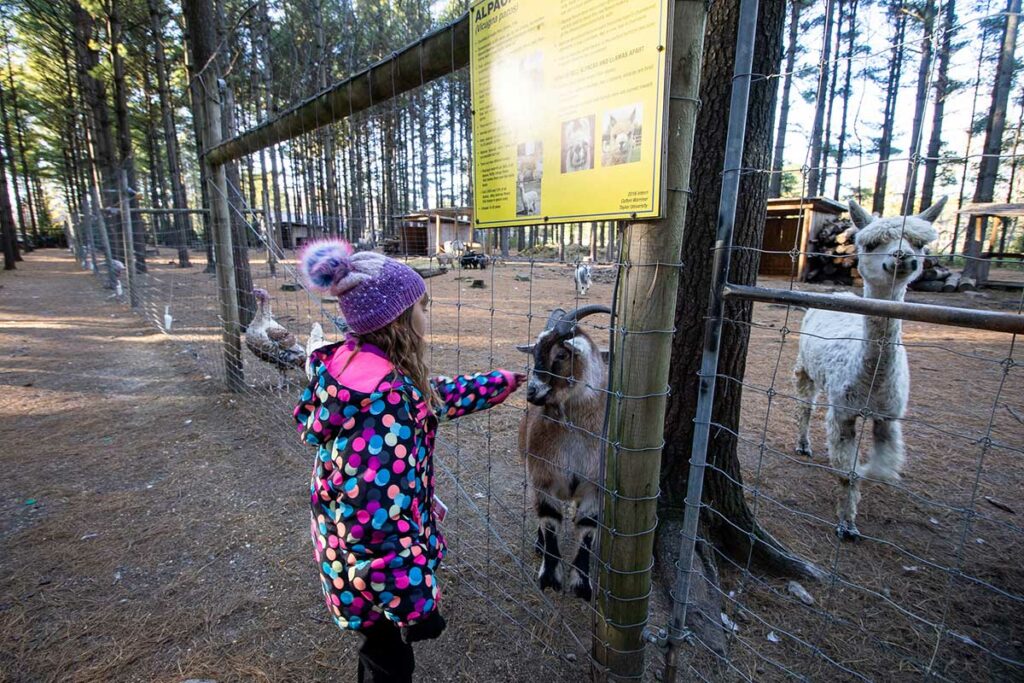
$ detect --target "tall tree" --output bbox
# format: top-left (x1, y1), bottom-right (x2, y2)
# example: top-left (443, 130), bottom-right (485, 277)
top-left (0, 81), bottom-right (19, 268)
top-left (832, 0), bottom-right (859, 199)
top-left (769, 0), bottom-right (804, 197)
top-left (71, 0), bottom-right (123, 265)
top-left (902, 0), bottom-right (936, 213)
top-left (3, 26), bottom-right (36, 247)
top-left (0, 56), bottom-right (23, 259)
top-left (107, 0), bottom-right (146, 272)
top-left (660, 0), bottom-right (818, 623)
top-left (963, 0), bottom-right (1021, 282)
top-left (805, 0), bottom-right (836, 195)
top-left (919, 0), bottom-right (957, 210)
top-left (872, 4), bottom-right (908, 214)
top-left (149, 0), bottom-right (192, 267)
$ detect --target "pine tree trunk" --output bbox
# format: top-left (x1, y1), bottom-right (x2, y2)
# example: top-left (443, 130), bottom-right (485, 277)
top-left (0, 83), bottom-right (18, 269)
top-left (661, 0), bottom-right (816, 580)
top-left (108, 0), bottom-right (147, 272)
top-left (872, 7), bottom-right (908, 215)
top-left (3, 33), bottom-right (32, 251)
top-left (805, 0), bottom-right (836, 195)
top-left (818, 0), bottom-right (843, 196)
top-left (963, 0), bottom-right (1021, 282)
top-left (919, 0), bottom-right (957, 212)
top-left (0, 120), bottom-right (15, 270)
top-left (902, 0), bottom-right (936, 213)
top-left (770, 0), bottom-right (798, 197)
top-left (832, 0), bottom-right (858, 199)
top-left (181, 23), bottom-right (216, 271)
top-left (72, 1), bottom-right (122, 265)
top-left (150, 0), bottom-right (192, 266)
top-left (0, 65), bottom-right (23, 259)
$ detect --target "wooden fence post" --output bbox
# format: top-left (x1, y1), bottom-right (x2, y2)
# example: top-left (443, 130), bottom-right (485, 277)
top-left (119, 168), bottom-right (139, 308)
top-left (592, 1), bottom-right (707, 679)
top-left (199, 74), bottom-right (245, 392)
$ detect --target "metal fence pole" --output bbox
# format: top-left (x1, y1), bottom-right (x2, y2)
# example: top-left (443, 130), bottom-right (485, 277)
top-left (668, 0), bottom-right (759, 677)
top-left (591, 1), bottom-right (706, 679)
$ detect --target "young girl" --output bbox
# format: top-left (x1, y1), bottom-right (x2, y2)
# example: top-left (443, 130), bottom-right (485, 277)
top-left (294, 240), bottom-right (523, 683)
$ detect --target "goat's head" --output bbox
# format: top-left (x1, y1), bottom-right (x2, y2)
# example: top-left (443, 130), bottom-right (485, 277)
top-left (848, 196), bottom-right (945, 289)
top-left (516, 305), bottom-right (610, 407)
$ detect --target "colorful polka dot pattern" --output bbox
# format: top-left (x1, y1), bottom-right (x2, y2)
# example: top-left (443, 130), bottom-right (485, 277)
top-left (294, 342), bottom-right (518, 631)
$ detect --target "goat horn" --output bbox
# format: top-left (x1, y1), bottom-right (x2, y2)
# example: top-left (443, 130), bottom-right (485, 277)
top-left (544, 308), bottom-right (568, 331)
top-left (564, 304), bottom-right (612, 323)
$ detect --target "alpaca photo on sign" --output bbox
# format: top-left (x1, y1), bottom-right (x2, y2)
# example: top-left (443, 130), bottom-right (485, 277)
top-left (517, 141), bottom-right (542, 217)
top-left (601, 104), bottom-right (642, 166)
top-left (561, 115), bottom-right (594, 173)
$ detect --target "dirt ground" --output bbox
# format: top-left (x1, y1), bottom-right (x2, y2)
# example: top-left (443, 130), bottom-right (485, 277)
top-left (2, 249), bottom-right (1022, 682)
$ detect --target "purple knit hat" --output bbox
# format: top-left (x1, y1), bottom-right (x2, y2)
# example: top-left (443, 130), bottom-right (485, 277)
top-left (298, 240), bottom-right (426, 335)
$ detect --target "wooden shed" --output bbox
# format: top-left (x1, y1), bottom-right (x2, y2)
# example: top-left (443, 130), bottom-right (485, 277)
top-left (762, 197), bottom-right (847, 280)
top-left (396, 208), bottom-right (474, 256)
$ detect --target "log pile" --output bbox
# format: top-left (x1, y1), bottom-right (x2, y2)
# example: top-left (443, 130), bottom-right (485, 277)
top-left (805, 218), bottom-right (860, 286)
top-left (908, 251), bottom-right (953, 292)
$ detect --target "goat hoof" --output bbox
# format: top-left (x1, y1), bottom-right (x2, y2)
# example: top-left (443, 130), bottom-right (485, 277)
top-left (571, 576), bottom-right (593, 602)
top-left (835, 522), bottom-right (860, 541)
top-left (538, 570), bottom-right (562, 593)
top-left (795, 445), bottom-right (813, 458)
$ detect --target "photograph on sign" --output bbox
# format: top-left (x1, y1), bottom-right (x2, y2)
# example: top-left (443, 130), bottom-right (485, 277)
top-left (470, 0), bottom-right (670, 227)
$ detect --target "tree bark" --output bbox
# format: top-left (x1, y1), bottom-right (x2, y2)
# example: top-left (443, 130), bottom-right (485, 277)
top-left (872, 6), bottom-right (908, 215)
top-left (963, 0), bottom-right (1021, 282)
top-left (902, 0), bottom-right (936, 213)
top-left (108, 0), bottom-right (146, 272)
top-left (150, 0), bottom-right (192, 267)
top-left (805, 0), bottom-right (836, 196)
top-left (661, 0), bottom-right (816, 580)
top-left (3, 31), bottom-right (33, 250)
top-left (770, 0), bottom-right (798, 198)
top-left (0, 83), bottom-right (18, 269)
top-left (0, 65), bottom-right (23, 259)
top-left (832, 0), bottom-right (858, 199)
top-left (72, 1), bottom-right (123, 264)
top-left (919, 0), bottom-right (955, 212)
top-left (818, 0), bottom-right (843, 195)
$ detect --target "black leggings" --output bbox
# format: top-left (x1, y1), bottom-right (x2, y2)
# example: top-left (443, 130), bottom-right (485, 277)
top-left (358, 618), bottom-right (415, 683)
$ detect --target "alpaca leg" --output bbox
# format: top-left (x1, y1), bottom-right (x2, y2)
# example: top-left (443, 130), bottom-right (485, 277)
top-left (794, 365), bottom-right (817, 457)
top-left (568, 498), bottom-right (599, 601)
top-left (536, 496), bottom-right (564, 592)
top-left (865, 419), bottom-right (904, 483)
top-left (827, 408), bottom-right (861, 540)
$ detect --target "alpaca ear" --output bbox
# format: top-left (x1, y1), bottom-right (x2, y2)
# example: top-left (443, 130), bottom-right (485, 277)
top-left (847, 199), bottom-right (875, 229)
top-left (915, 196), bottom-right (948, 223)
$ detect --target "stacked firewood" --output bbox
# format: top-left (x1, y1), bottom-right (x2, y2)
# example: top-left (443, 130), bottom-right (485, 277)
top-left (805, 218), bottom-right (860, 286)
top-left (908, 251), bottom-right (952, 291)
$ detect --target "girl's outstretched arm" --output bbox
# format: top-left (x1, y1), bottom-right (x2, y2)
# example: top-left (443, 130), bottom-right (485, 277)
top-left (431, 370), bottom-right (525, 421)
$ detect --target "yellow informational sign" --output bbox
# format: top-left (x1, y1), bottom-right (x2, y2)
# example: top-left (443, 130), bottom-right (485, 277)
top-left (469, 0), bottom-right (670, 227)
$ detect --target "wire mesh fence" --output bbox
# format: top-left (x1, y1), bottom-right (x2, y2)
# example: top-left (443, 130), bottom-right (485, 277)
top-left (61, 1), bottom-right (1024, 681)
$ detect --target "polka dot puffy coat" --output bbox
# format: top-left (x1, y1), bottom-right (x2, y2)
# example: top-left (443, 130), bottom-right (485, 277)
top-left (294, 339), bottom-right (518, 631)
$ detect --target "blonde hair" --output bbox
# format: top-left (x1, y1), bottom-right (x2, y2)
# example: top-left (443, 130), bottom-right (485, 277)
top-left (352, 306), bottom-right (438, 406)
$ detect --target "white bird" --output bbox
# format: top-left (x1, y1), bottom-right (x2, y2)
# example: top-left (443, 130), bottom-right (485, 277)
top-left (305, 322), bottom-right (328, 380)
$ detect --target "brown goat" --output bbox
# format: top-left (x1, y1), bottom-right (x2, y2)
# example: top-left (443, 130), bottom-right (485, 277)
top-left (517, 305), bottom-right (610, 600)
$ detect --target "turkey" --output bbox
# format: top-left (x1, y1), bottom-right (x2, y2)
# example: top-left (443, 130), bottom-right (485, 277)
top-left (245, 287), bottom-right (305, 388)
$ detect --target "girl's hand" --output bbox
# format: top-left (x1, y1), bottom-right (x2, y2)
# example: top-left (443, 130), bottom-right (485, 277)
top-left (513, 372), bottom-right (527, 389)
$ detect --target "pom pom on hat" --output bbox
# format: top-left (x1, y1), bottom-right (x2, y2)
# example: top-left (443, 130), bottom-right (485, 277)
top-left (296, 238), bottom-right (426, 334)
top-left (299, 240), bottom-right (354, 293)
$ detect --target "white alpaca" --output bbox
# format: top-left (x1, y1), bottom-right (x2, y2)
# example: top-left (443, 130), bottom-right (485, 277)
top-left (793, 197), bottom-right (946, 540)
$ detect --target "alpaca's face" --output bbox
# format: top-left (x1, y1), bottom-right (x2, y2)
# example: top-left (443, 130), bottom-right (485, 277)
top-left (855, 225), bottom-right (926, 285)
top-left (847, 197), bottom-right (944, 290)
